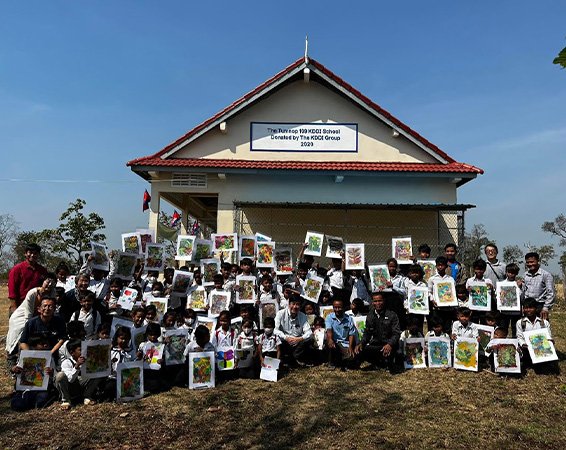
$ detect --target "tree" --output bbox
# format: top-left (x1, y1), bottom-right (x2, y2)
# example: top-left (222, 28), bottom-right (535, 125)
top-left (459, 224), bottom-right (492, 275)
top-left (554, 45), bottom-right (566, 69)
top-left (503, 245), bottom-right (523, 265)
top-left (12, 229), bottom-right (75, 272)
top-left (51, 199), bottom-right (106, 268)
top-left (524, 244), bottom-right (556, 267)
top-left (542, 214), bottom-right (566, 247)
top-left (0, 214), bottom-right (19, 273)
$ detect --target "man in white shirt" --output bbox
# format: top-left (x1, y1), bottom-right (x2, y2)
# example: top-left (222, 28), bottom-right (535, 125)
top-left (275, 296), bottom-right (312, 366)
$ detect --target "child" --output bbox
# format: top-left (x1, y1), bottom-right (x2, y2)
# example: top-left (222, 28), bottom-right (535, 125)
top-left (161, 311), bottom-right (178, 337)
top-left (59, 321), bottom-right (86, 363)
top-left (451, 308), bottom-right (479, 340)
top-left (428, 256), bottom-right (457, 333)
top-left (185, 325), bottom-right (215, 354)
top-left (466, 259), bottom-right (495, 322)
top-left (399, 315), bottom-right (424, 367)
top-left (383, 258), bottom-right (407, 330)
top-left (484, 311), bottom-right (499, 328)
top-left (346, 298), bottom-right (365, 317)
top-left (258, 275), bottom-right (281, 309)
top-left (105, 277), bottom-right (123, 316)
top-left (257, 317), bottom-right (282, 366)
top-left (236, 319), bottom-right (258, 378)
top-left (131, 306), bottom-right (147, 329)
top-left (102, 326), bottom-right (132, 400)
top-left (97, 322), bottom-right (111, 340)
top-left (416, 243), bottom-right (431, 260)
top-left (70, 292), bottom-right (102, 340)
top-left (404, 264), bottom-right (428, 333)
top-left (211, 310), bottom-right (237, 349)
top-left (304, 302), bottom-right (317, 326)
top-left (498, 263), bottom-right (523, 338)
top-left (239, 305), bottom-right (258, 332)
top-left (55, 339), bottom-right (102, 409)
top-left (455, 284), bottom-right (468, 308)
top-left (144, 304), bottom-right (158, 324)
top-left (350, 270), bottom-right (371, 306)
top-left (484, 326), bottom-right (518, 373)
top-left (424, 315), bottom-right (450, 353)
top-left (312, 316), bottom-right (326, 365)
top-left (208, 274), bottom-right (230, 316)
top-left (516, 298), bottom-right (557, 374)
top-left (326, 254), bottom-right (346, 299)
top-left (137, 322), bottom-right (166, 393)
top-left (11, 335), bottom-right (56, 411)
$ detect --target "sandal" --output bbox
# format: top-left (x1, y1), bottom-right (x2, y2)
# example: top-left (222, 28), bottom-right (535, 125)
top-left (60, 402), bottom-right (71, 410)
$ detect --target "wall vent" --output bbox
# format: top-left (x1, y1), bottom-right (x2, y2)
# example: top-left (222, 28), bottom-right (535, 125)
top-left (171, 173), bottom-right (207, 188)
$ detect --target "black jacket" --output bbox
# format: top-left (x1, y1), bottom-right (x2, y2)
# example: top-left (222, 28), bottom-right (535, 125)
top-left (361, 307), bottom-right (401, 347)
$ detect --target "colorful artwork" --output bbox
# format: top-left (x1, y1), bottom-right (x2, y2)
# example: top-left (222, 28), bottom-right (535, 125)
top-left (496, 281), bottom-right (521, 312)
top-left (90, 242), bottom-right (110, 271)
top-left (433, 279), bottom-right (458, 307)
top-left (302, 274), bottom-right (324, 303)
top-left (408, 287), bottom-right (429, 315)
top-left (136, 228), bottom-right (155, 254)
top-left (255, 232), bottom-right (272, 242)
top-left (256, 242), bottom-right (275, 268)
top-left (345, 244), bottom-right (365, 270)
top-left (193, 239), bottom-right (212, 262)
top-left (524, 328), bottom-right (558, 364)
top-left (274, 247), bottom-right (293, 275)
top-left (144, 243), bottom-right (165, 272)
top-left (201, 259), bottom-right (220, 286)
top-left (147, 298), bottom-right (168, 321)
top-left (353, 316), bottom-right (367, 342)
top-left (187, 287), bottom-right (207, 311)
top-left (122, 232), bottom-right (142, 255)
top-left (453, 337), bottom-right (479, 371)
top-left (212, 233), bottom-right (238, 252)
top-left (199, 317), bottom-right (217, 335)
top-left (476, 325), bottom-right (494, 352)
top-left (116, 360), bottom-right (144, 402)
top-left (81, 340), bottom-right (112, 379)
top-left (142, 342), bottom-right (164, 370)
top-left (189, 351), bottom-right (215, 389)
top-left (209, 291), bottom-right (230, 317)
top-left (319, 306), bottom-right (333, 321)
top-left (368, 265), bottom-right (390, 291)
top-left (325, 235), bottom-right (344, 259)
top-left (238, 236), bottom-right (256, 260)
top-left (216, 346), bottom-right (235, 371)
top-left (16, 351), bottom-right (51, 391)
top-left (468, 282), bottom-right (491, 311)
top-left (304, 231), bottom-right (324, 257)
top-left (259, 301), bottom-right (278, 325)
top-left (115, 252), bottom-right (138, 280)
top-left (176, 235), bottom-right (196, 261)
top-left (417, 260), bottom-right (437, 283)
top-left (117, 287), bottom-right (138, 311)
top-left (403, 338), bottom-right (426, 369)
top-left (392, 237), bottom-right (412, 263)
top-left (130, 325), bottom-right (147, 358)
top-left (428, 337), bottom-right (451, 368)
top-left (490, 339), bottom-right (521, 373)
top-left (164, 330), bottom-right (189, 365)
top-left (171, 270), bottom-right (194, 294)
top-left (236, 275), bottom-right (256, 304)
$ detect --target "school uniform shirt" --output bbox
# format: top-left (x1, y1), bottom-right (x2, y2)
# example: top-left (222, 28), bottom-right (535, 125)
top-left (516, 316), bottom-right (552, 347)
top-left (57, 277), bottom-right (76, 292)
top-left (326, 268), bottom-right (344, 290)
top-left (259, 290), bottom-right (281, 308)
top-left (183, 340), bottom-right (215, 357)
top-left (88, 278), bottom-right (110, 302)
top-left (236, 331), bottom-right (258, 351)
top-left (325, 313), bottom-right (356, 346)
top-left (211, 327), bottom-right (237, 349)
top-left (111, 347), bottom-right (132, 377)
top-left (451, 321), bottom-right (479, 339)
top-left (522, 268), bottom-right (555, 311)
top-left (384, 274), bottom-right (408, 300)
top-left (258, 332), bottom-right (281, 353)
top-left (465, 276), bottom-right (494, 290)
top-left (60, 355), bottom-right (81, 383)
top-left (274, 308), bottom-right (313, 341)
top-left (72, 308), bottom-right (102, 340)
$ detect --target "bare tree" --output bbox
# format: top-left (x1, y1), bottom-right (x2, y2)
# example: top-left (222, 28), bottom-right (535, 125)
top-left (0, 214), bottom-right (19, 272)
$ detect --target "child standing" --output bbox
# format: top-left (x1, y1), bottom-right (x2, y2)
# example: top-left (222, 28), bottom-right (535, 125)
top-left (257, 317), bottom-right (281, 366)
top-left (465, 259), bottom-right (495, 322)
top-left (498, 263), bottom-right (523, 337)
top-left (211, 311), bottom-right (237, 349)
top-left (451, 308), bottom-right (479, 340)
top-left (137, 323), bottom-right (166, 393)
top-left (236, 319), bottom-right (258, 378)
top-left (428, 256), bottom-right (457, 333)
top-left (102, 326), bottom-right (132, 400)
top-left (70, 292), bottom-right (102, 340)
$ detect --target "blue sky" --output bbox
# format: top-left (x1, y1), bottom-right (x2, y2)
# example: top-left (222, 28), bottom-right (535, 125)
top-left (1, 1), bottom-right (565, 272)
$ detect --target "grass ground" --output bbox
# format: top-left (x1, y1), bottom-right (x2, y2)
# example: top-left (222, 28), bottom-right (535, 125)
top-left (0, 285), bottom-right (565, 450)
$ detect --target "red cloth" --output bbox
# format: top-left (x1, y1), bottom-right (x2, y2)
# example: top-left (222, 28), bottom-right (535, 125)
top-left (8, 260), bottom-right (48, 305)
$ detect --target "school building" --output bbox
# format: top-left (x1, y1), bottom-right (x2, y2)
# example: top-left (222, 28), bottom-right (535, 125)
top-left (127, 56), bottom-right (482, 263)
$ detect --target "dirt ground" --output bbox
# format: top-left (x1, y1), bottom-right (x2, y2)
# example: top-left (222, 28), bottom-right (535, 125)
top-left (0, 284), bottom-right (565, 450)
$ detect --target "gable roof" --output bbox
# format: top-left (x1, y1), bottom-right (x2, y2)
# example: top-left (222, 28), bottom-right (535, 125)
top-left (127, 56), bottom-right (483, 177)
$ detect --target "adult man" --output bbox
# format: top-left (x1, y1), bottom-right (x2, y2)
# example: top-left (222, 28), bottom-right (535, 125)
top-left (444, 243), bottom-right (467, 286)
top-left (274, 295), bottom-right (312, 365)
top-left (8, 243), bottom-right (48, 314)
top-left (325, 298), bottom-right (357, 369)
top-left (522, 252), bottom-right (555, 321)
top-left (483, 243), bottom-right (505, 283)
top-left (19, 297), bottom-right (66, 359)
top-left (356, 292), bottom-right (401, 372)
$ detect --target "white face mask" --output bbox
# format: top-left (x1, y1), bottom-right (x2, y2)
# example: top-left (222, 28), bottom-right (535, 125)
top-left (148, 276), bottom-right (157, 283)
top-left (152, 290), bottom-right (162, 297)
top-left (264, 328), bottom-right (273, 334)
top-left (242, 327), bottom-right (252, 335)
top-left (185, 318), bottom-right (196, 326)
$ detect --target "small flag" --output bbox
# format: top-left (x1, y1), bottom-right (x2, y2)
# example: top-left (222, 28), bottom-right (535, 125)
top-left (170, 210), bottom-right (181, 227)
top-left (142, 190), bottom-right (151, 212)
top-left (190, 220), bottom-right (200, 236)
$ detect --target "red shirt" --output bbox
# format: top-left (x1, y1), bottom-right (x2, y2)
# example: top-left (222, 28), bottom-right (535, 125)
top-left (8, 260), bottom-right (48, 305)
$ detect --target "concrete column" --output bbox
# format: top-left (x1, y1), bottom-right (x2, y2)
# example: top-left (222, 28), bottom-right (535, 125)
top-left (216, 193), bottom-right (234, 233)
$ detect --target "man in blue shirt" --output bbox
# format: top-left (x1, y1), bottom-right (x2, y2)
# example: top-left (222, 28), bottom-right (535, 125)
top-left (325, 298), bottom-right (357, 369)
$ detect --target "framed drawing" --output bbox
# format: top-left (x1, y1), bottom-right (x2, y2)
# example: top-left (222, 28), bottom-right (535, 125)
top-left (15, 350), bottom-right (52, 391)
top-left (319, 305), bottom-right (334, 321)
top-left (255, 232), bottom-right (272, 243)
top-left (116, 360), bottom-right (144, 402)
top-left (256, 242), bottom-right (275, 268)
top-left (392, 236), bottom-right (412, 263)
top-left (303, 231), bottom-right (324, 257)
top-left (524, 328), bottom-right (558, 364)
top-left (403, 338), bottom-right (426, 369)
top-left (407, 286), bottom-right (430, 315)
top-left (117, 287), bottom-right (138, 311)
top-left (238, 235), bottom-right (256, 260)
top-left (417, 260), bottom-right (437, 283)
top-left (122, 232), bottom-right (142, 255)
top-left (496, 281), bottom-right (521, 312)
top-left (176, 235), bottom-right (196, 261)
top-left (164, 329), bottom-right (189, 365)
top-left (302, 274), bottom-right (324, 303)
top-left (115, 252), bottom-right (138, 281)
top-left (90, 242), bottom-right (110, 271)
top-left (236, 275), bottom-right (256, 304)
top-left (212, 233), bottom-right (238, 252)
top-left (433, 279), bottom-right (458, 307)
top-left (274, 247), bottom-right (293, 275)
top-left (141, 342), bottom-right (164, 370)
top-left (187, 286), bottom-right (207, 311)
top-left (201, 259), bottom-right (220, 287)
top-left (208, 291), bottom-right (231, 318)
top-left (136, 228), bottom-right (155, 254)
top-left (144, 243), bottom-right (166, 272)
top-left (146, 298), bottom-right (168, 322)
top-left (215, 346), bottom-right (235, 371)
top-left (490, 339), bottom-right (521, 373)
top-left (188, 351), bottom-right (215, 389)
top-left (171, 270), bottom-right (194, 295)
top-left (368, 265), bottom-right (390, 292)
top-left (476, 324), bottom-right (494, 352)
top-left (81, 339), bottom-right (112, 379)
top-left (352, 316), bottom-right (366, 342)
top-left (193, 239), bottom-right (212, 263)
top-left (259, 300), bottom-right (278, 325)
top-left (468, 281), bottom-right (491, 311)
top-left (345, 244), bottom-right (364, 270)
top-left (325, 235), bottom-right (344, 259)
top-left (427, 336), bottom-right (452, 368)
top-left (453, 337), bottom-right (479, 371)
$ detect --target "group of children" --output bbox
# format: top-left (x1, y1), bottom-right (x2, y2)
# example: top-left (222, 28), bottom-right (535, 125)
top-left (7, 239), bottom-right (559, 411)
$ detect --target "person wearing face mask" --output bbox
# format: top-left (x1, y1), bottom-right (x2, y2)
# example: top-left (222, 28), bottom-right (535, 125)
top-left (142, 281), bottom-right (165, 304)
top-left (141, 270), bottom-right (160, 293)
top-left (236, 319), bottom-right (258, 378)
top-left (258, 317), bottom-right (281, 367)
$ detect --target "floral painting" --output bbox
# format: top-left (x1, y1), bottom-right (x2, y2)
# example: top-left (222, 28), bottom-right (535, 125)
top-left (392, 237), bottom-right (412, 262)
top-left (116, 361), bottom-right (144, 402)
top-left (239, 236), bottom-right (256, 259)
top-left (302, 275), bottom-right (324, 303)
top-left (417, 260), bottom-right (437, 283)
top-left (256, 242), bottom-right (275, 267)
top-left (325, 235), bottom-right (344, 259)
top-left (303, 231), bottom-right (324, 257)
top-left (189, 352), bottom-right (215, 389)
top-left (353, 316), bottom-right (366, 342)
top-left (209, 292), bottom-right (230, 317)
top-left (434, 280), bottom-right (457, 306)
top-left (81, 340), bottom-right (112, 378)
top-left (524, 329), bottom-right (558, 363)
top-left (122, 233), bottom-right (142, 255)
top-left (453, 338), bottom-right (479, 371)
top-left (496, 282), bottom-right (521, 311)
top-left (236, 276), bottom-right (256, 304)
top-left (193, 239), bottom-right (212, 262)
top-left (492, 340), bottom-right (521, 373)
top-left (469, 283), bottom-right (490, 311)
top-left (90, 242), bottom-right (109, 271)
top-left (428, 337), bottom-right (451, 368)
top-left (164, 330), bottom-right (189, 365)
top-left (171, 270), bottom-right (193, 294)
top-left (201, 259), bottom-right (220, 286)
top-left (368, 265), bottom-right (390, 292)
top-left (115, 252), bottom-right (138, 280)
top-left (403, 338), bottom-right (426, 369)
top-left (345, 244), bottom-right (364, 270)
top-left (212, 233), bottom-right (237, 252)
top-left (16, 351), bottom-right (52, 391)
top-left (408, 287), bottom-right (429, 315)
top-left (275, 247), bottom-right (293, 275)
top-left (187, 287), bottom-right (207, 311)
top-left (176, 235), bottom-right (195, 261)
